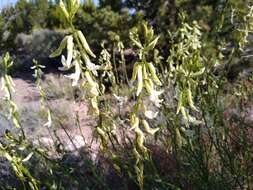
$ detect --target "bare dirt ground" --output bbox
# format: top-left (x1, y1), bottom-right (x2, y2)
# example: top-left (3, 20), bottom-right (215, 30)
top-left (0, 73), bottom-right (99, 156)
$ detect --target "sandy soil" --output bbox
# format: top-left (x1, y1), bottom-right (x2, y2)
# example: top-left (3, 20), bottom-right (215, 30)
top-left (0, 74), bottom-right (99, 156)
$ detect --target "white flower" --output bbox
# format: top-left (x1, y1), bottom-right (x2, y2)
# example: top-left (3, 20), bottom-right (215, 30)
top-left (113, 94), bottom-right (127, 106)
top-left (86, 60), bottom-right (101, 76)
top-left (149, 89), bottom-right (164, 107)
top-left (64, 60), bottom-right (81, 86)
top-left (43, 110), bottom-right (52, 128)
top-left (141, 104), bottom-right (158, 119)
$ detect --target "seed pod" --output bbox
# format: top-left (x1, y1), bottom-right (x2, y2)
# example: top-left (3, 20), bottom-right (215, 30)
top-left (59, 0), bottom-right (70, 20)
top-left (69, 0), bottom-right (74, 10)
top-left (73, 0), bottom-right (80, 12)
top-left (50, 36), bottom-right (68, 58)
top-left (4, 152), bottom-right (12, 162)
top-left (130, 114), bottom-right (139, 130)
top-left (10, 101), bottom-right (18, 112)
top-left (133, 147), bottom-right (141, 160)
top-left (75, 0), bottom-right (80, 7)
top-left (144, 78), bottom-right (154, 94)
top-left (131, 63), bottom-right (139, 82)
top-left (142, 120), bottom-right (159, 135)
top-left (190, 67), bottom-right (205, 78)
top-left (187, 88), bottom-right (198, 112)
top-left (136, 64), bottom-right (143, 96)
top-left (77, 30), bottom-right (96, 58)
top-left (176, 91), bottom-right (183, 114)
top-left (175, 128), bottom-right (182, 148)
top-left (97, 127), bottom-right (106, 137)
top-left (69, 0), bottom-right (80, 18)
top-left (221, 128), bottom-right (225, 141)
top-left (13, 116), bottom-right (21, 128)
top-left (142, 64), bottom-right (148, 80)
top-left (85, 71), bottom-right (96, 87)
top-left (97, 127), bottom-right (107, 146)
top-left (135, 127), bottom-right (145, 150)
top-left (143, 23), bottom-right (149, 40)
top-left (91, 97), bottom-right (99, 115)
top-left (180, 106), bottom-right (188, 121)
top-left (66, 35), bottom-right (74, 68)
top-left (81, 50), bottom-right (91, 63)
top-left (90, 86), bottom-right (99, 97)
top-left (147, 29), bottom-right (154, 42)
top-left (146, 62), bottom-right (161, 86)
top-left (6, 75), bottom-right (15, 92)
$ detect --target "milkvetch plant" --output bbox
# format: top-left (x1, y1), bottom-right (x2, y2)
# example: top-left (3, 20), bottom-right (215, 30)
top-left (167, 18), bottom-right (205, 127)
top-left (51, 1), bottom-right (120, 163)
top-left (99, 43), bottom-right (116, 88)
top-left (1, 1), bottom-right (253, 189)
top-left (0, 53), bottom-right (22, 131)
top-left (234, 5), bottom-right (253, 51)
top-left (31, 60), bottom-right (53, 132)
top-left (0, 53), bottom-right (39, 190)
top-left (129, 23), bottom-right (162, 190)
top-left (109, 32), bottom-right (129, 85)
top-left (50, 0), bottom-right (101, 116)
top-left (31, 59), bottom-right (46, 108)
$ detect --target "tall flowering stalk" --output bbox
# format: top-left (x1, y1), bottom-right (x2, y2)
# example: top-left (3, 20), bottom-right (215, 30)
top-left (50, 0), bottom-right (101, 115)
top-left (31, 59), bottom-right (53, 131)
top-left (236, 5), bottom-right (253, 50)
top-left (0, 53), bottom-right (39, 190)
top-left (0, 53), bottom-right (24, 135)
top-left (167, 19), bottom-right (204, 126)
top-left (129, 23), bottom-right (162, 190)
top-left (51, 1), bottom-right (115, 160)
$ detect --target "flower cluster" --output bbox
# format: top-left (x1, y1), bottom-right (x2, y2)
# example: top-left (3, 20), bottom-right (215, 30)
top-left (50, 0), bottom-right (101, 115)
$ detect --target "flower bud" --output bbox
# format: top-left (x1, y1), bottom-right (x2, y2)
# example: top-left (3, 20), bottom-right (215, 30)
top-left (146, 62), bottom-right (161, 86)
top-left (176, 91), bottom-right (183, 114)
top-left (187, 88), bottom-right (198, 112)
top-left (85, 71), bottom-right (96, 87)
top-left (144, 78), bottom-right (154, 94)
top-left (142, 120), bottom-right (159, 135)
top-left (135, 127), bottom-right (145, 150)
top-left (131, 63), bottom-right (139, 82)
top-left (130, 114), bottom-right (139, 130)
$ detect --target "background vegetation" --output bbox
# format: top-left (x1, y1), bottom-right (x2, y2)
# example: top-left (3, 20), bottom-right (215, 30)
top-left (0, 0), bottom-right (253, 189)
